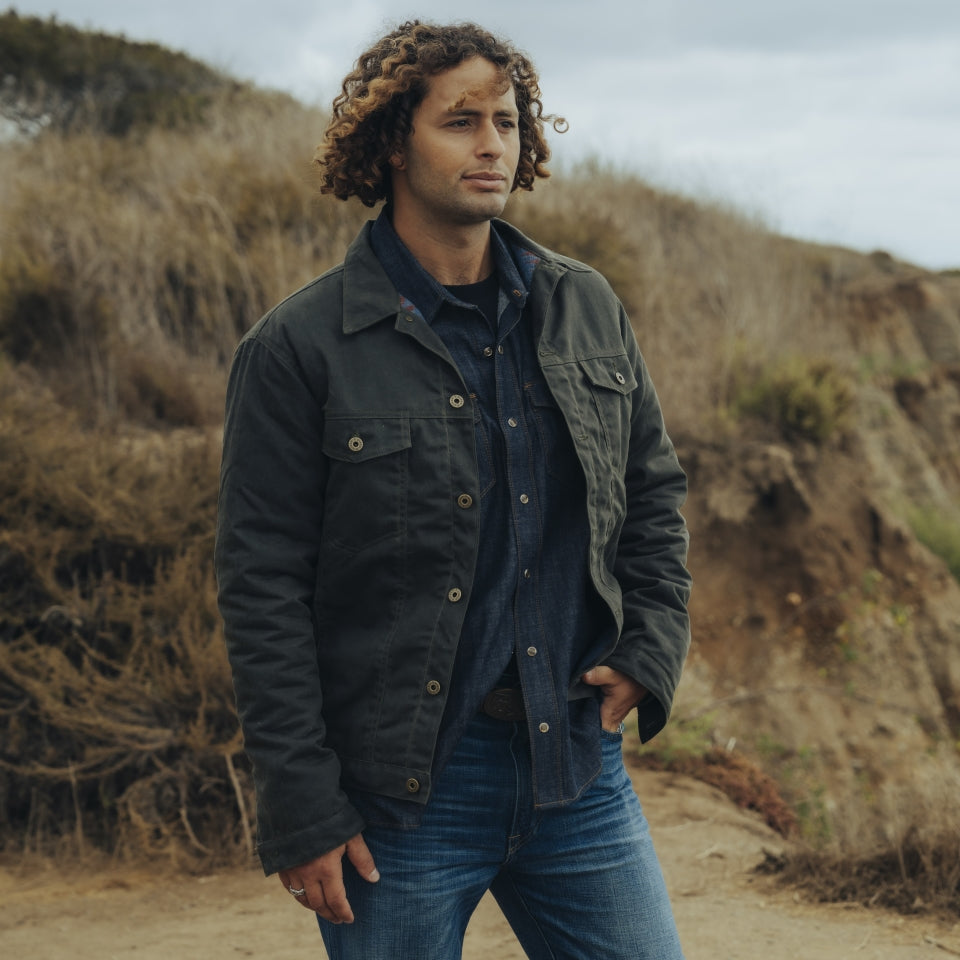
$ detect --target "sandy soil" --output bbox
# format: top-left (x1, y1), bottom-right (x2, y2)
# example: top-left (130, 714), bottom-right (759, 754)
top-left (3, 767), bottom-right (959, 960)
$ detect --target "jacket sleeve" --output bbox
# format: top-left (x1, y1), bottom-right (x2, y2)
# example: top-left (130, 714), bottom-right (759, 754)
top-left (214, 331), bottom-right (365, 875)
top-left (603, 304), bottom-right (692, 742)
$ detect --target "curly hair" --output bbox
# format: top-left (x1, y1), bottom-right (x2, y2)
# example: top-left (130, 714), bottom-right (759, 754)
top-left (316, 21), bottom-right (565, 207)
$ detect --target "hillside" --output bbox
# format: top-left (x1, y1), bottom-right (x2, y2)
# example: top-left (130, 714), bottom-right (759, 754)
top-left (0, 9), bottom-right (258, 136)
top-left (0, 16), bottom-right (959, 918)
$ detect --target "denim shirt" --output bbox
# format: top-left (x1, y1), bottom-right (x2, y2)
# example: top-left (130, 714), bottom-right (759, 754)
top-left (358, 211), bottom-right (615, 826)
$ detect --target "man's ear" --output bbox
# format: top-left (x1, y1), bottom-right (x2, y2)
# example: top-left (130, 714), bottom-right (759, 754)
top-left (389, 152), bottom-right (405, 171)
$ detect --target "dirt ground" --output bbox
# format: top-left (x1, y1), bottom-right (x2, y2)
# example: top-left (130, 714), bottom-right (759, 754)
top-left (2, 767), bottom-right (959, 960)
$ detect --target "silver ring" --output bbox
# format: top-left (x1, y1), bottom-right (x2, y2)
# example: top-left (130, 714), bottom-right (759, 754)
top-left (288, 884), bottom-right (306, 897)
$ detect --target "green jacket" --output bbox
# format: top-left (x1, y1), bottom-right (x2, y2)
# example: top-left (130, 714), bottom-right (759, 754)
top-left (215, 219), bottom-right (691, 874)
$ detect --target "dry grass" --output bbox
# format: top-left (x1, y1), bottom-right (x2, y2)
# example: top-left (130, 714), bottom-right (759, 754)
top-left (0, 366), bottom-right (251, 866)
top-left (0, 95), bottom-right (367, 426)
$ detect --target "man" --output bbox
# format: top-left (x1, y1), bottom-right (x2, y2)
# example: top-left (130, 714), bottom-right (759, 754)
top-left (216, 20), bottom-right (691, 960)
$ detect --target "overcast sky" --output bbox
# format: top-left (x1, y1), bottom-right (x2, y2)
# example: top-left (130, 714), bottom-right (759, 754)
top-left (8, 1), bottom-right (960, 268)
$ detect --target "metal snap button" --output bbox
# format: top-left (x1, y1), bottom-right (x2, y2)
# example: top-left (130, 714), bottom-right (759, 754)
top-left (519, 493), bottom-right (529, 504)
top-left (348, 436), bottom-right (364, 452)
top-left (426, 680), bottom-right (441, 695)
top-left (449, 394), bottom-right (465, 408)
top-left (406, 778), bottom-right (420, 793)
top-left (482, 346), bottom-right (494, 358)
top-left (526, 646), bottom-right (537, 657)
top-left (538, 722), bottom-right (550, 733)
top-left (507, 417), bottom-right (518, 428)
top-left (447, 587), bottom-right (462, 602)
top-left (457, 494), bottom-right (473, 509)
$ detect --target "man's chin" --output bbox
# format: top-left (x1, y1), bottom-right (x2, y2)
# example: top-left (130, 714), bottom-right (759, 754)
top-left (457, 198), bottom-right (509, 224)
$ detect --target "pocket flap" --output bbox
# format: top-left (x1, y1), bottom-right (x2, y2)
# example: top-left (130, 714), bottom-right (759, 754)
top-left (322, 416), bottom-right (411, 463)
top-left (579, 356), bottom-right (638, 395)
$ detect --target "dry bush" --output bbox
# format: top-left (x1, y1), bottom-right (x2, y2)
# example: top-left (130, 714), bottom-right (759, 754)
top-left (633, 718), bottom-right (797, 837)
top-left (0, 366), bottom-right (251, 866)
top-left (760, 765), bottom-right (960, 915)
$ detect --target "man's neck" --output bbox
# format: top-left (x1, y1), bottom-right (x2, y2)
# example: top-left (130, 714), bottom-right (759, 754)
top-left (390, 209), bottom-right (496, 286)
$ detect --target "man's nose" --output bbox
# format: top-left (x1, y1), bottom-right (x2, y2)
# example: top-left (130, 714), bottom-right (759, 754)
top-left (476, 120), bottom-right (505, 158)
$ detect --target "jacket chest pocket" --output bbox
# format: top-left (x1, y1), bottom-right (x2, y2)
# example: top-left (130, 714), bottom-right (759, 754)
top-left (578, 356), bottom-right (637, 467)
top-left (321, 415), bottom-right (411, 554)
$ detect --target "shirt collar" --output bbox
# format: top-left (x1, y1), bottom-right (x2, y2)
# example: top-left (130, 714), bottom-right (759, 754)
top-left (370, 207), bottom-right (532, 325)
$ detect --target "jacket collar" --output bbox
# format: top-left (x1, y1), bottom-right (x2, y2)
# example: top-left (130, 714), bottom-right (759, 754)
top-left (341, 220), bottom-right (402, 334)
top-left (340, 210), bottom-right (568, 336)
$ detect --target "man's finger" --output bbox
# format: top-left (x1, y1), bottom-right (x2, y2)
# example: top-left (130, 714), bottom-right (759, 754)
top-left (278, 870), bottom-right (307, 902)
top-left (311, 875), bottom-right (355, 925)
top-left (345, 834), bottom-right (381, 883)
top-left (582, 665), bottom-right (618, 687)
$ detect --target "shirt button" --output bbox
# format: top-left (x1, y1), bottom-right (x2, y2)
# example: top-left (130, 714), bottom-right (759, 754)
top-left (615, 371), bottom-right (626, 384)
top-left (347, 436), bottom-right (364, 452)
top-left (449, 394), bottom-right (465, 408)
top-left (426, 680), bottom-right (441, 695)
top-left (523, 569), bottom-right (531, 579)
top-left (483, 346), bottom-right (494, 358)
top-left (507, 417), bottom-right (518, 428)
top-left (497, 345), bottom-right (504, 355)
top-left (457, 493), bottom-right (473, 509)
top-left (538, 722), bottom-right (550, 733)
top-left (447, 587), bottom-right (462, 602)
top-left (519, 493), bottom-right (529, 504)
top-left (406, 778), bottom-right (420, 793)
top-left (512, 289), bottom-right (522, 298)
top-left (526, 646), bottom-right (537, 657)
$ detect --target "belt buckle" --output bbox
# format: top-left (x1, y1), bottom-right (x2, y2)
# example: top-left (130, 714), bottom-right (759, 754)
top-left (482, 687), bottom-right (524, 722)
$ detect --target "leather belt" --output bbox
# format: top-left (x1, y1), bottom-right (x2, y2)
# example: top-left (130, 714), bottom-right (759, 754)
top-left (480, 687), bottom-right (525, 722)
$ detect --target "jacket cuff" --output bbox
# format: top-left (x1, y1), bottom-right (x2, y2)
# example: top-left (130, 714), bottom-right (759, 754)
top-left (257, 801), bottom-right (366, 876)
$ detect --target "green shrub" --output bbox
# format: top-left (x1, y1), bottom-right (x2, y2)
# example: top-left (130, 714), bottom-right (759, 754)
top-left (728, 353), bottom-right (854, 443)
top-left (908, 505), bottom-right (960, 581)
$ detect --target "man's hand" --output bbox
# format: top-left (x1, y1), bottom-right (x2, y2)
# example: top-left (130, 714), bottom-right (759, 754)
top-left (278, 833), bottom-right (379, 924)
top-left (582, 666), bottom-right (648, 732)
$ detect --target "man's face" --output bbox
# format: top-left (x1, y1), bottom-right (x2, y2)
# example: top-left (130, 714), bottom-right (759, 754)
top-left (390, 57), bottom-right (521, 228)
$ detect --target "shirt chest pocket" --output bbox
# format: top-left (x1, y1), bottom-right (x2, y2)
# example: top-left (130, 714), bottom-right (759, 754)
top-left (321, 415), bottom-right (412, 554)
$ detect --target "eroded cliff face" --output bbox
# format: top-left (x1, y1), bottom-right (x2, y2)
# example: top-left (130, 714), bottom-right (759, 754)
top-left (673, 263), bottom-right (960, 848)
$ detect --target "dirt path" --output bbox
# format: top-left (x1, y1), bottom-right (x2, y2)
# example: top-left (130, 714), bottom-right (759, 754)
top-left (2, 769), bottom-right (958, 960)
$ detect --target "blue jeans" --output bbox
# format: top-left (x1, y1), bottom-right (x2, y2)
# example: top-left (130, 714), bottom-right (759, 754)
top-left (318, 713), bottom-right (685, 959)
